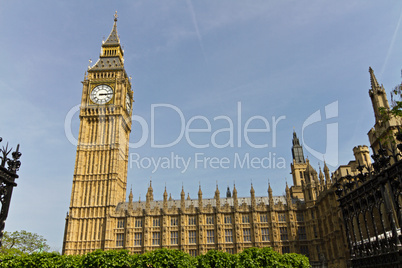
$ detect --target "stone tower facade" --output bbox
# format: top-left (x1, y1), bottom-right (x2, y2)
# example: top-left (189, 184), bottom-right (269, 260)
top-left (290, 131), bottom-right (307, 199)
top-left (62, 14), bottom-right (133, 255)
top-left (61, 16), bottom-right (402, 268)
top-left (368, 67), bottom-right (401, 154)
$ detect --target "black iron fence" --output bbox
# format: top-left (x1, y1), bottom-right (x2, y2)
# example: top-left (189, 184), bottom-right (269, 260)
top-left (335, 132), bottom-right (402, 267)
top-left (0, 137), bottom-right (21, 247)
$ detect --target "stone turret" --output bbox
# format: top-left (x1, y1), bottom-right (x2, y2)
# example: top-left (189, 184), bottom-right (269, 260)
top-left (180, 185), bottom-right (185, 210)
top-left (324, 161), bottom-right (331, 185)
top-left (145, 181), bottom-right (151, 212)
top-left (198, 185), bottom-right (203, 212)
top-left (353, 145), bottom-right (371, 167)
top-left (369, 67), bottom-right (389, 124)
top-left (367, 67), bottom-right (401, 154)
top-left (215, 184), bottom-right (220, 210)
top-left (146, 180), bottom-right (154, 201)
top-left (250, 184), bottom-right (256, 208)
top-left (163, 186), bottom-right (168, 211)
top-left (319, 167), bottom-right (325, 190)
top-left (128, 188), bottom-right (133, 211)
top-left (285, 182), bottom-right (291, 208)
top-left (233, 184), bottom-right (238, 208)
top-left (268, 183), bottom-right (273, 206)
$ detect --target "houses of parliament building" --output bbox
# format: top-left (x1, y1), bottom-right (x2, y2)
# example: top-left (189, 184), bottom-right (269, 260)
top-left (62, 15), bottom-right (399, 268)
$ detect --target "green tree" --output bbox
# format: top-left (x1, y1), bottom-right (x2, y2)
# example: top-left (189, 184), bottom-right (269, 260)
top-left (0, 230), bottom-right (50, 255)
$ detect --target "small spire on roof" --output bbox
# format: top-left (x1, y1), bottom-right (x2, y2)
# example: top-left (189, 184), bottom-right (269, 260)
top-left (114, 11), bottom-right (118, 22)
top-left (324, 160), bottom-right (329, 172)
top-left (163, 185), bottom-right (168, 197)
top-left (369, 66), bottom-right (380, 90)
top-left (226, 186), bottom-right (231, 198)
top-left (181, 184), bottom-right (185, 198)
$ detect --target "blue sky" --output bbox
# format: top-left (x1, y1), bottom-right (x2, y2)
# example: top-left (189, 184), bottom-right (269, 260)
top-left (1, 1), bottom-right (402, 252)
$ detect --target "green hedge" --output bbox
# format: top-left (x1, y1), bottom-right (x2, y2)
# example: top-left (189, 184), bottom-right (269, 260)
top-left (0, 247), bottom-right (309, 268)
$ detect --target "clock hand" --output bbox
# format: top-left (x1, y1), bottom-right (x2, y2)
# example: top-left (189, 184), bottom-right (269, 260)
top-left (98, 93), bottom-right (113, 96)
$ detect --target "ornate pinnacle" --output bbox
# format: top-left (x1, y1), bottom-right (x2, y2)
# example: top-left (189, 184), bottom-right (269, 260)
top-left (114, 11), bottom-right (118, 22)
top-left (369, 66), bottom-right (380, 90)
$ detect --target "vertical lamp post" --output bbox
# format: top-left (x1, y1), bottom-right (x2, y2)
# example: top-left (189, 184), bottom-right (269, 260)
top-left (0, 137), bottom-right (22, 248)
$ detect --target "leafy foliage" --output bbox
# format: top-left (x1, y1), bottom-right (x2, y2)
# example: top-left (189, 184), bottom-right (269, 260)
top-left (389, 84), bottom-right (402, 118)
top-left (238, 247), bottom-right (281, 267)
top-left (379, 83), bottom-right (402, 122)
top-left (0, 230), bottom-right (50, 255)
top-left (81, 250), bottom-right (132, 268)
top-left (196, 250), bottom-right (237, 268)
top-left (0, 247), bottom-right (309, 268)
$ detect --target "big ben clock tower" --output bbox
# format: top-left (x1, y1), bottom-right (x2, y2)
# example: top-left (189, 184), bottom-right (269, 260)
top-left (62, 13), bottom-right (133, 255)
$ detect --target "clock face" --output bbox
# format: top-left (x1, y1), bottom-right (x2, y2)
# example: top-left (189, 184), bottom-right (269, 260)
top-left (90, 85), bottom-right (113, 104)
top-left (126, 93), bottom-right (131, 113)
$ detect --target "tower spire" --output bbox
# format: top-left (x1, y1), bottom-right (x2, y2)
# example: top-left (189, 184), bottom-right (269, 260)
top-left (369, 66), bottom-right (380, 90)
top-left (268, 182), bottom-right (273, 206)
top-left (198, 184), bottom-right (203, 212)
top-left (226, 186), bottom-right (231, 198)
top-left (163, 185), bottom-right (168, 200)
top-left (103, 11), bottom-right (120, 46)
top-left (368, 67), bottom-right (390, 124)
top-left (89, 12), bottom-right (125, 71)
top-left (292, 131), bottom-right (305, 163)
top-left (128, 187), bottom-right (133, 203)
top-left (198, 184), bottom-right (203, 198)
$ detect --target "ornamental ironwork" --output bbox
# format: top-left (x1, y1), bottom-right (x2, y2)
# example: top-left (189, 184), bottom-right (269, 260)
top-left (0, 137), bottom-right (21, 248)
top-left (335, 131), bottom-right (402, 267)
